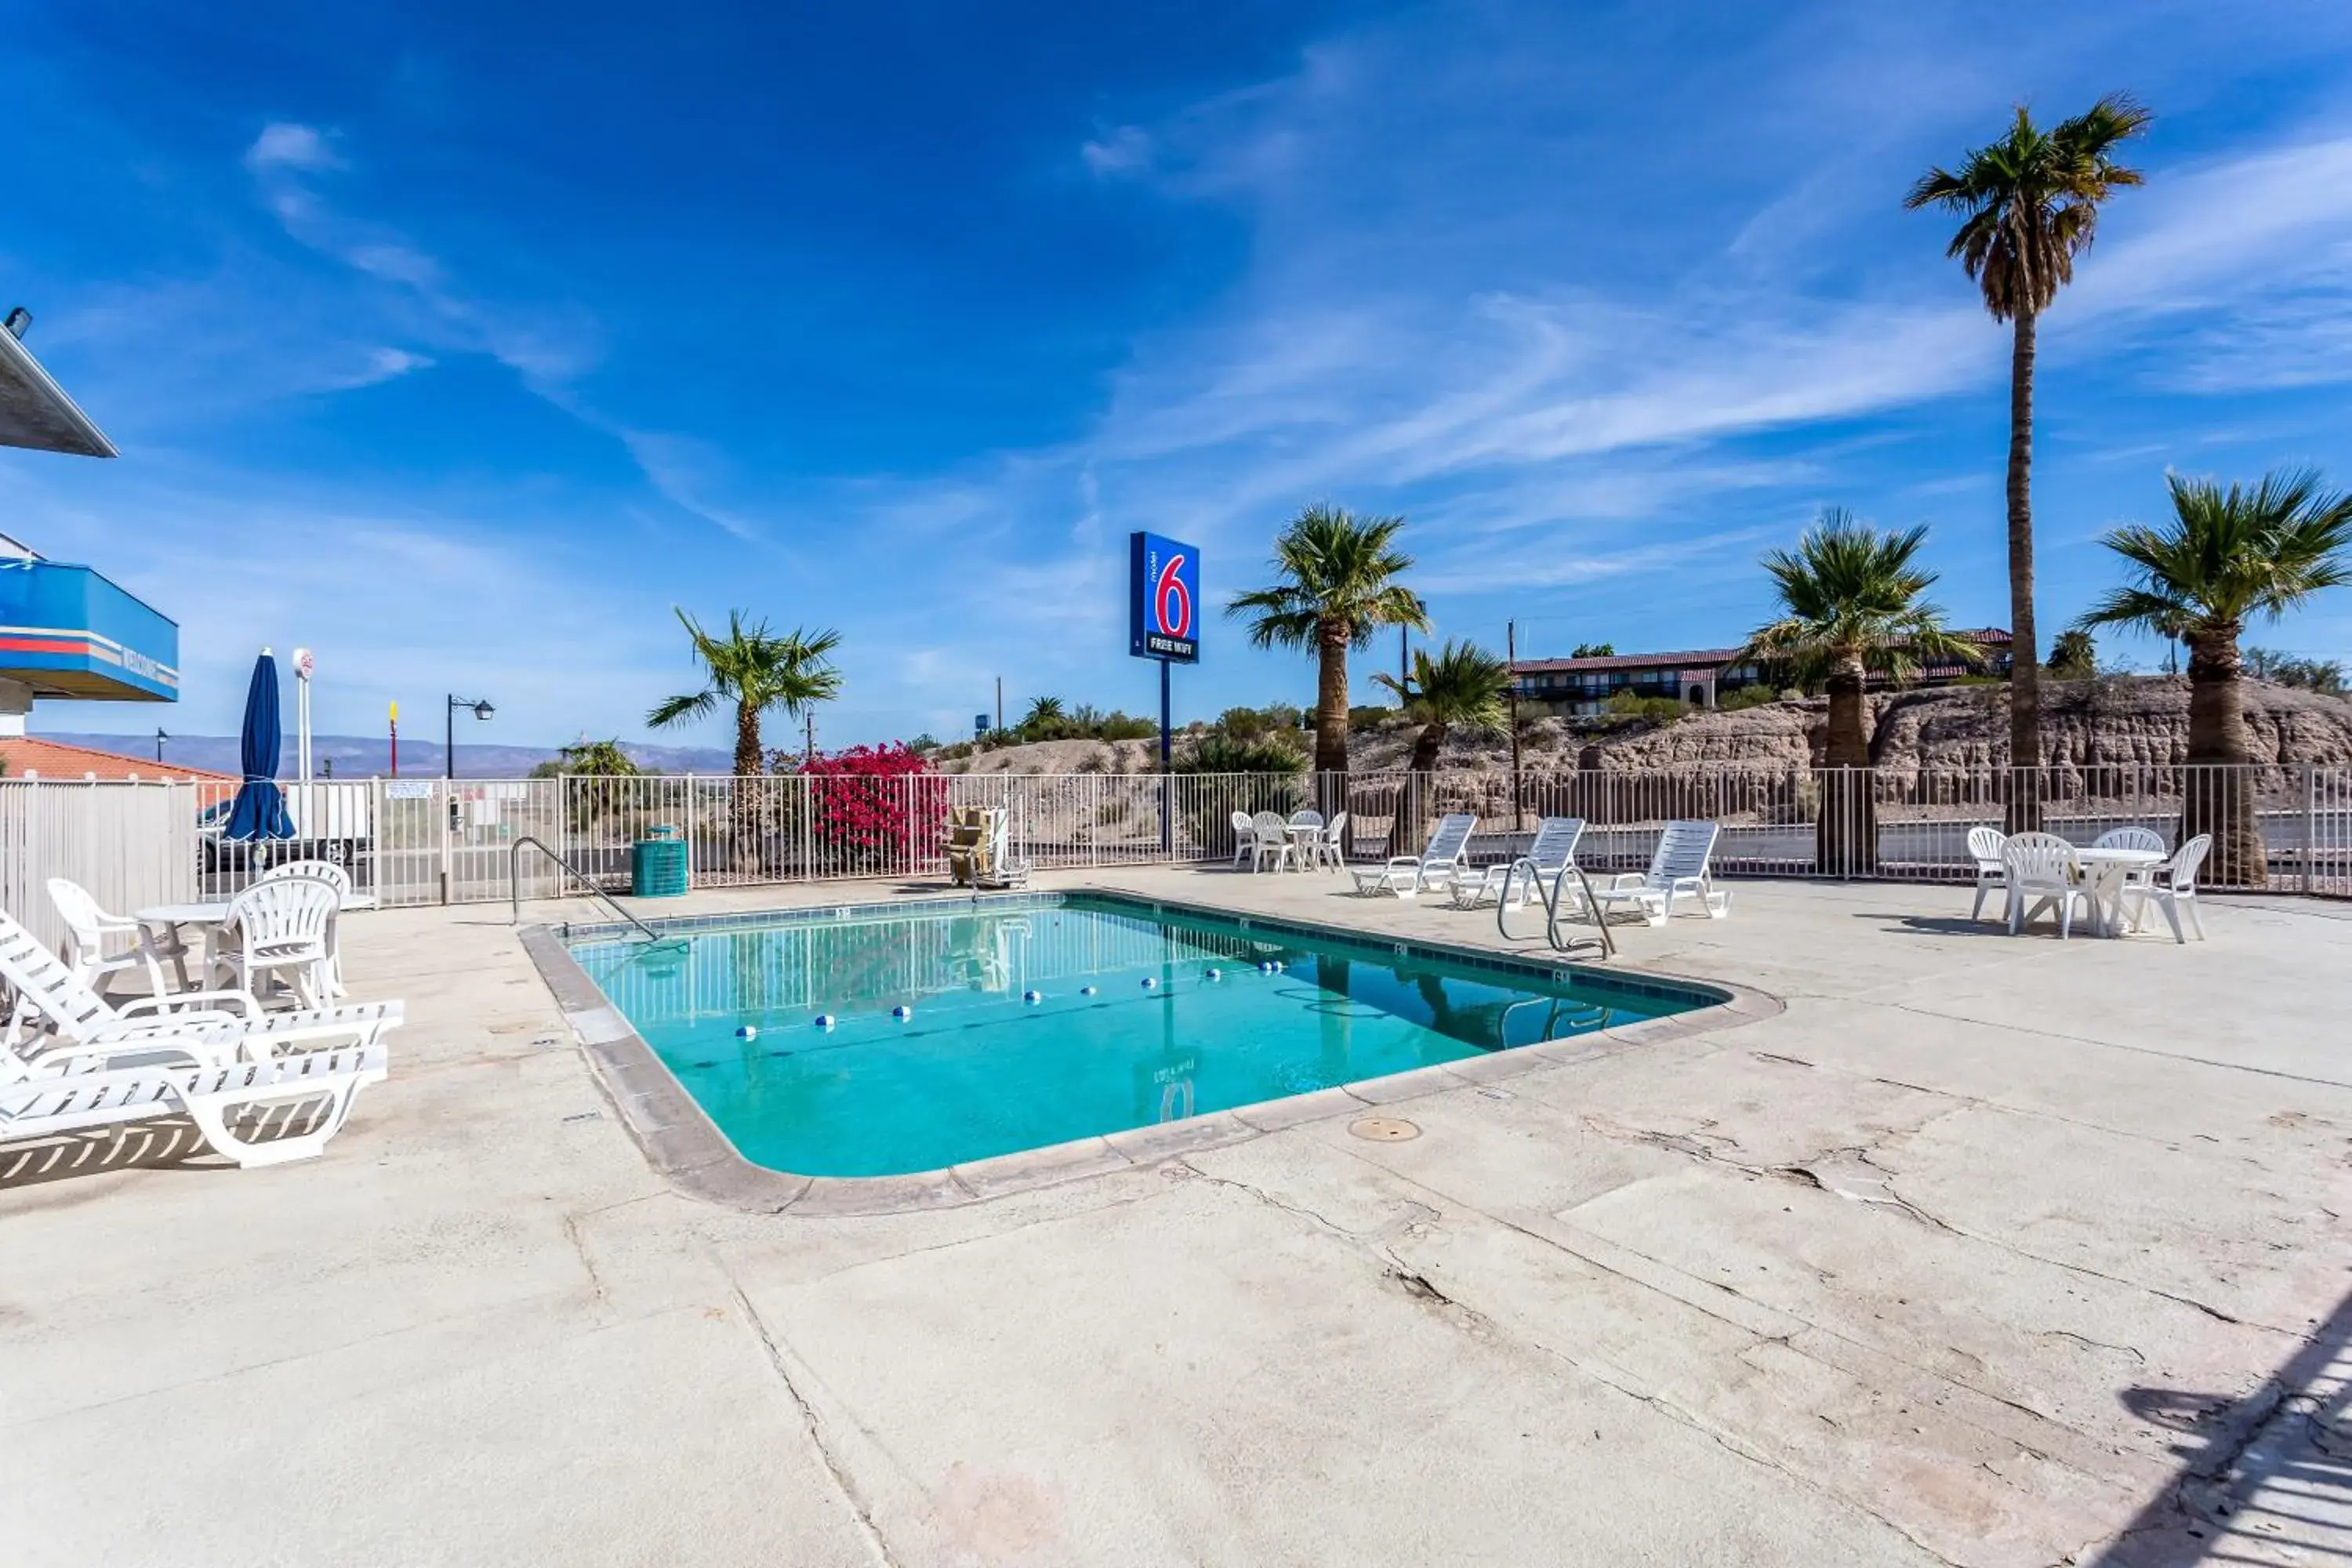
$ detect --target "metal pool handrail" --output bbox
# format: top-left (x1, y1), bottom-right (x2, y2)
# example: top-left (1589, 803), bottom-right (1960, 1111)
top-left (1494, 855), bottom-right (1615, 960)
top-left (509, 836), bottom-right (667, 943)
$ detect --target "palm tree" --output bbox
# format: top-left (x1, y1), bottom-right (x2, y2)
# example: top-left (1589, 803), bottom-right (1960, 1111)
top-left (647, 609), bottom-right (844, 777)
top-left (1907, 93), bottom-right (2151, 808)
top-left (1018, 695), bottom-right (1074, 741)
top-left (1226, 505), bottom-right (1429, 778)
top-left (2075, 469), bottom-right (2352, 884)
top-left (1374, 640), bottom-right (1510, 855)
top-left (1743, 510), bottom-right (1982, 874)
top-left (2047, 629), bottom-right (2098, 679)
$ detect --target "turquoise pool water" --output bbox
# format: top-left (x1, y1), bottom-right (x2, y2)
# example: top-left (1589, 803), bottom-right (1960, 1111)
top-left (568, 895), bottom-right (1711, 1178)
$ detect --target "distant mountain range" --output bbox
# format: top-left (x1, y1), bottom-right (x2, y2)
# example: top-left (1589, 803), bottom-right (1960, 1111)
top-left (38, 732), bottom-right (739, 779)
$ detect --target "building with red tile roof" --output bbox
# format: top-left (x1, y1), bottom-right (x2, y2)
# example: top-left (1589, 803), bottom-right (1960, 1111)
top-left (0, 735), bottom-right (236, 783)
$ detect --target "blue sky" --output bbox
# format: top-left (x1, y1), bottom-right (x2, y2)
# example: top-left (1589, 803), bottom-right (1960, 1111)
top-left (9, 0), bottom-right (2352, 751)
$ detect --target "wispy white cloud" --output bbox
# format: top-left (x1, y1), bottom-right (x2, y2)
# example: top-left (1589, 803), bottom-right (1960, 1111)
top-left (244, 122), bottom-right (341, 173)
top-left (1079, 125), bottom-right (1152, 178)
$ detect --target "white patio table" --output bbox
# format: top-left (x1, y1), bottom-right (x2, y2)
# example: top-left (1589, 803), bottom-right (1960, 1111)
top-left (1285, 822), bottom-right (1330, 872)
top-left (136, 892), bottom-right (379, 996)
top-left (2071, 846), bottom-right (2165, 937)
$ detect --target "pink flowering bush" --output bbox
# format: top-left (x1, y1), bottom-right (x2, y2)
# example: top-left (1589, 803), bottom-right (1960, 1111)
top-left (790, 742), bottom-right (941, 873)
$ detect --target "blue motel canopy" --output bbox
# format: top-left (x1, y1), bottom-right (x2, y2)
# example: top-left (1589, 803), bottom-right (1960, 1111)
top-left (0, 314), bottom-right (178, 706)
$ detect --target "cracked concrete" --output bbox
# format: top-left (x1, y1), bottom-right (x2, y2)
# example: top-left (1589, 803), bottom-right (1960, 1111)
top-left (4, 871), bottom-right (2351, 1566)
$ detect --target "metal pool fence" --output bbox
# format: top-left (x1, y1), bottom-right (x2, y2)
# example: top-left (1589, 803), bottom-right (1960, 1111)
top-left (0, 763), bottom-right (2346, 946)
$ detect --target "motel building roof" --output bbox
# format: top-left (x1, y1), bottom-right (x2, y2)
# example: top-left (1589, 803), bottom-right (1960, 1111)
top-left (1510, 629), bottom-right (2014, 677)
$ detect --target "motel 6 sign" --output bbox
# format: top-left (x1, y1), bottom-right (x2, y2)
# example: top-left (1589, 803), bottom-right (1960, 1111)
top-left (1127, 532), bottom-right (1200, 664)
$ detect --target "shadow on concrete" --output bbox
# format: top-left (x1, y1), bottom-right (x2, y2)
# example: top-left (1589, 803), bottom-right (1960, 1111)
top-left (0, 1118), bottom-right (219, 1189)
top-left (1854, 913), bottom-right (2012, 938)
top-left (2090, 1281), bottom-right (2352, 1564)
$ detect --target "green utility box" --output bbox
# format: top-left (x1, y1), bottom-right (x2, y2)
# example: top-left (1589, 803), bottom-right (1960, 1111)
top-left (631, 824), bottom-right (690, 898)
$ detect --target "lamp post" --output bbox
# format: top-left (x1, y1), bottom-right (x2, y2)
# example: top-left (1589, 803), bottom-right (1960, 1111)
top-left (154, 727), bottom-right (169, 764)
top-left (445, 694), bottom-right (495, 780)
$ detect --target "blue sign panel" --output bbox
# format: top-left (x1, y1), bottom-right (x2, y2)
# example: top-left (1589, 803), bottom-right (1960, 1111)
top-left (1128, 532), bottom-right (1200, 664)
top-left (0, 561), bottom-right (179, 702)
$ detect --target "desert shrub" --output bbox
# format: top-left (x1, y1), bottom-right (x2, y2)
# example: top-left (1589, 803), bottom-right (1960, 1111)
top-left (1182, 733), bottom-right (1308, 775)
top-left (1717, 684), bottom-right (1778, 713)
top-left (1601, 691), bottom-right (1690, 724)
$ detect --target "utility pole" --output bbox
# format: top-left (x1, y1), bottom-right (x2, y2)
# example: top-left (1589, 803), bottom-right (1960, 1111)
top-left (804, 712), bottom-right (815, 764)
top-left (995, 676), bottom-right (1004, 733)
top-left (1506, 619), bottom-right (1523, 831)
top-left (1399, 624), bottom-right (1409, 687)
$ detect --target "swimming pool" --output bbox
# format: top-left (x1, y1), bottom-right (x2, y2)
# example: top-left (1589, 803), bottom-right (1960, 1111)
top-left (567, 893), bottom-right (1719, 1179)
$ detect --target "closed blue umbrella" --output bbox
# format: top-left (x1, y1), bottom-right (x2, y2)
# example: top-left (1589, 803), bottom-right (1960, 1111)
top-left (223, 651), bottom-right (295, 842)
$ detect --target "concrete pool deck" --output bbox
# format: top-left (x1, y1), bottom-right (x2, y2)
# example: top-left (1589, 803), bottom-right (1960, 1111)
top-left (5, 869), bottom-right (2350, 1565)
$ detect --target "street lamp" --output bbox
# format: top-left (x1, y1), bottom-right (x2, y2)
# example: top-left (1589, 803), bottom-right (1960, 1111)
top-left (154, 727), bottom-right (169, 764)
top-left (445, 694), bottom-right (495, 779)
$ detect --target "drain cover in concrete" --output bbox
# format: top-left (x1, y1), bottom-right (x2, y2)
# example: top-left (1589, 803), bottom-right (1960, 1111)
top-left (1349, 1116), bottom-right (1421, 1142)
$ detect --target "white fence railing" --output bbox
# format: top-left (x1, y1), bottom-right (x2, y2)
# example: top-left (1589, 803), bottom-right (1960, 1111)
top-left (1, 764), bottom-right (2346, 951)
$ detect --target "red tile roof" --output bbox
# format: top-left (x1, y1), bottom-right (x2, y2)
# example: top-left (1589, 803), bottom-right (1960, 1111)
top-left (1513, 629), bottom-right (2011, 675)
top-left (0, 736), bottom-right (238, 783)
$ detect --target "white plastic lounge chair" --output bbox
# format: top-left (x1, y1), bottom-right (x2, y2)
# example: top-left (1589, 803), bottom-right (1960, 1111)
top-left (1229, 811), bottom-right (1259, 867)
top-left (2122, 833), bottom-right (2210, 943)
top-left (47, 878), bottom-right (176, 1000)
top-left (1351, 813), bottom-right (1475, 898)
top-left (1965, 826), bottom-right (2009, 923)
top-left (2002, 832), bottom-right (2086, 939)
top-left (2, 1036), bottom-right (387, 1169)
top-left (212, 874), bottom-right (341, 1008)
top-left (0, 906), bottom-right (400, 1073)
top-left (1455, 817), bottom-right (1585, 911)
top-left (1592, 820), bottom-right (1731, 926)
top-left (1250, 811), bottom-right (1299, 873)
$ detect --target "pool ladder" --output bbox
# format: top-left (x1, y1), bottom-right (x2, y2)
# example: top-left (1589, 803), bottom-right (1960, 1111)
top-left (508, 835), bottom-right (670, 943)
top-left (1494, 858), bottom-right (1616, 960)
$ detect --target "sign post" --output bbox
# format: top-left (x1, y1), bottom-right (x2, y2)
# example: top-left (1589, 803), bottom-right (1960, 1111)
top-left (292, 647), bottom-right (315, 784)
top-left (1128, 532), bottom-right (1200, 855)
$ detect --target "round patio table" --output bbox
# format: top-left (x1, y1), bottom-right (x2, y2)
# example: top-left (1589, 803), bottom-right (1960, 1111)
top-left (1284, 822), bottom-right (1329, 872)
top-left (2072, 846), bottom-right (2165, 937)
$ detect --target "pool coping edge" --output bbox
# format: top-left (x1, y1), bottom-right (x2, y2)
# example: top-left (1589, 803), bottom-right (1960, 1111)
top-left (519, 889), bottom-right (1782, 1217)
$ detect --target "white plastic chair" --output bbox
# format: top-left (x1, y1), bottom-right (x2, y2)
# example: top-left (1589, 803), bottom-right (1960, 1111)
top-left (1592, 821), bottom-right (1730, 925)
top-left (2123, 833), bottom-right (2210, 943)
top-left (1229, 811), bottom-right (1258, 867)
top-left (261, 859), bottom-right (359, 994)
top-left (1457, 817), bottom-right (1585, 911)
top-left (1316, 811), bottom-right (1351, 870)
top-left (1250, 811), bottom-right (1298, 873)
top-left (1965, 826), bottom-right (2008, 923)
top-left (212, 875), bottom-right (341, 1008)
top-left (45, 879), bottom-right (176, 1000)
top-left (2002, 832), bottom-right (2085, 939)
top-left (262, 858), bottom-right (355, 897)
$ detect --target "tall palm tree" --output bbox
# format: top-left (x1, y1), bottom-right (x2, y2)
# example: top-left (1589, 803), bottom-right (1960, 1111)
top-left (647, 608), bottom-right (844, 777)
top-left (1743, 510), bottom-right (1981, 875)
top-left (1907, 93), bottom-right (2151, 807)
top-left (2075, 469), bottom-right (2352, 884)
top-left (1374, 640), bottom-right (1510, 855)
top-left (1227, 505), bottom-right (1429, 777)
